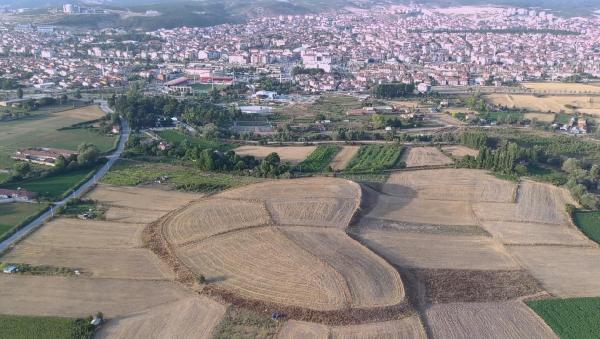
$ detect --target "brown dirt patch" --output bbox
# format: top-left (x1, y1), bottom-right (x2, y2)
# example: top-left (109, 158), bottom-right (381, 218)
top-left (329, 146), bottom-right (360, 171)
top-left (412, 268), bottom-right (542, 304)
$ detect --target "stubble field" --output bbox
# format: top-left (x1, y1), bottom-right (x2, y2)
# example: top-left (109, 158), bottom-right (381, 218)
top-left (234, 145), bottom-right (316, 164)
top-left (401, 147), bottom-right (453, 167)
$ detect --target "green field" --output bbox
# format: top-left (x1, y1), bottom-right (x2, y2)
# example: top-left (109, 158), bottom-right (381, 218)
top-left (0, 314), bottom-right (93, 339)
top-left (0, 203), bottom-right (48, 240)
top-left (528, 297), bottom-right (600, 339)
top-left (573, 211), bottom-right (600, 244)
top-left (156, 130), bottom-right (234, 152)
top-left (297, 145), bottom-right (341, 172)
top-left (0, 167), bottom-right (97, 200)
top-left (345, 145), bottom-right (405, 172)
top-left (479, 111), bottom-right (524, 123)
top-left (102, 159), bottom-right (261, 193)
top-left (0, 105), bottom-right (116, 169)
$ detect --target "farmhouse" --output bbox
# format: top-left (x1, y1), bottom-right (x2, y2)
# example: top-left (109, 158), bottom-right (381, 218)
top-left (0, 188), bottom-right (38, 203)
top-left (12, 147), bottom-right (78, 166)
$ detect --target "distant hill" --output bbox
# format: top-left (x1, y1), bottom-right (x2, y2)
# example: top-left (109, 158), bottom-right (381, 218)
top-left (7, 0), bottom-right (598, 31)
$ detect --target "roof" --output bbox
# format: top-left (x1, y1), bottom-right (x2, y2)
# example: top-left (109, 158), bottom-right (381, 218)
top-left (0, 188), bottom-right (38, 199)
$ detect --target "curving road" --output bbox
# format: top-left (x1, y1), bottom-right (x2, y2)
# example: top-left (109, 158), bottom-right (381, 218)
top-left (0, 104), bottom-right (130, 253)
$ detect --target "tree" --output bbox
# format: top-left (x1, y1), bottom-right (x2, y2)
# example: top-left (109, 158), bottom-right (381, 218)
top-left (13, 162), bottom-right (31, 177)
top-left (77, 143), bottom-right (100, 166)
top-left (562, 158), bottom-right (581, 174)
top-left (16, 87), bottom-right (23, 99)
top-left (74, 89), bottom-right (82, 99)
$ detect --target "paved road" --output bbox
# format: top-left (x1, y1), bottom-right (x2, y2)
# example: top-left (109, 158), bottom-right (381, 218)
top-left (0, 104), bottom-right (130, 252)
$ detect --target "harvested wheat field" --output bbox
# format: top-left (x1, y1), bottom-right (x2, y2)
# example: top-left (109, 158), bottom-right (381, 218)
top-left (103, 206), bottom-right (167, 224)
top-left (367, 194), bottom-right (476, 225)
top-left (268, 198), bottom-right (358, 228)
top-left (426, 301), bottom-right (558, 339)
top-left (359, 229), bottom-right (518, 270)
top-left (164, 198), bottom-right (271, 244)
top-left (331, 316), bottom-right (426, 339)
top-left (176, 227), bottom-right (350, 310)
top-left (508, 246), bottom-right (600, 297)
top-left (485, 94), bottom-right (600, 115)
top-left (382, 169), bottom-right (517, 203)
top-left (0, 275), bottom-right (190, 317)
top-left (524, 112), bottom-right (556, 123)
top-left (278, 316), bottom-right (426, 339)
top-left (19, 218), bottom-right (144, 249)
top-left (96, 296), bottom-right (225, 339)
top-left (234, 145), bottom-right (316, 164)
top-left (329, 145), bottom-right (360, 170)
top-left (474, 180), bottom-right (577, 225)
top-left (218, 177), bottom-right (361, 201)
top-left (441, 145), bottom-right (479, 158)
top-left (87, 184), bottom-right (202, 212)
top-left (282, 228), bottom-right (404, 307)
top-left (1, 246), bottom-right (173, 280)
top-left (401, 147), bottom-right (453, 167)
top-left (522, 82), bottom-right (600, 93)
top-left (480, 221), bottom-right (592, 246)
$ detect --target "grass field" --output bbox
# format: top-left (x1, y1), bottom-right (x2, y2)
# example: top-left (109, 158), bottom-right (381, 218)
top-left (102, 159), bottom-right (261, 193)
top-left (0, 203), bottom-right (48, 240)
top-left (345, 145), bottom-right (405, 172)
top-left (479, 111), bottom-right (524, 123)
top-left (1, 167), bottom-right (97, 200)
top-left (528, 297), bottom-right (600, 339)
top-left (155, 130), bottom-right (234, 152)
top-left (0, 314), bottom-right (93, 339)
top-left (573, 211), bottom-right (600, 244)
top-left (0, 105), bottom-right (116, 169)
top-left (297, 145), bottom-right (341, 172)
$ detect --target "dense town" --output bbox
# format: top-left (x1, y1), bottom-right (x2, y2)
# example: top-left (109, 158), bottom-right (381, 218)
top-left (0, 4), bottom-right (599, 93)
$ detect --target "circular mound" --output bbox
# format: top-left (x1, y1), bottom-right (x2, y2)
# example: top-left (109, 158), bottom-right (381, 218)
top-left (158, 177), bottom-right (406, 313)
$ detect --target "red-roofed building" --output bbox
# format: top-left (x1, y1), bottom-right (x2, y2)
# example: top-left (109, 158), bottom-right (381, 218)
top-left (0, 188), bottom-right (38, 203)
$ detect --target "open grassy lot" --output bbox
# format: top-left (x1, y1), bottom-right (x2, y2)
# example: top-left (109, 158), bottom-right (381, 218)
top-left (1, 167), bottom-right (97, 200)
top-left (478, 111), bottom-right (524, 123)
top-left (0, 105), bottom-right (116, 169)
top-left (102, 159), bottom-right (261, 193)
top-left (297, 145), bottom-right (341, 172)
top-left (573, 211), bottom-right (600, 244)
top-left (155, 130), bottom-right (234, 152)
top-left (0, 314), bottom-right (93, 339)
top-left (0, 203), bottom-right (48, 240)
top-left (528, 297), bottom-right (600, 339)
top-left (345, 145), bottom-right (405, 172)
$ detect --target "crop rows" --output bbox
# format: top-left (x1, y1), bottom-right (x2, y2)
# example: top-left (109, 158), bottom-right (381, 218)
top-left (345, 145), bottom-right (405, 172)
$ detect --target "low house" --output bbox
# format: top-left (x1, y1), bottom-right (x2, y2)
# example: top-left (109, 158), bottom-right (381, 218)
top-left (0, 188), bottom-right (38, 203)
top-left (12, 148), bottom-right (78, 166)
